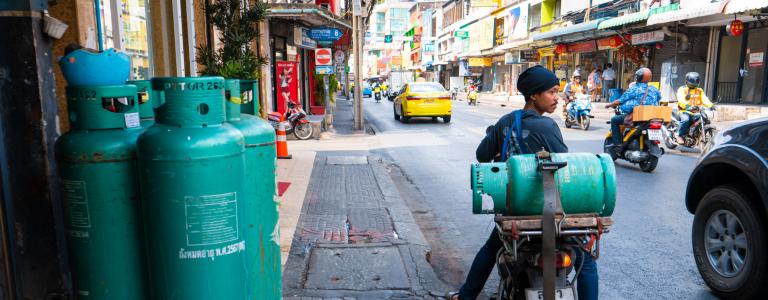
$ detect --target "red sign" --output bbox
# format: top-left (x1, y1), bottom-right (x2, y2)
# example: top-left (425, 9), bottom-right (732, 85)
top-left (275, 61), bottom-right (299, 114)
top-left (597, 36), bottom-right (623, 50)
top-left (555, 44), bottom-right (567, 54)
top-left (567, 41), bottom-right (596, 53)
top-left (315, 48), bottom-right (332, 66)
top-left (727, 20), bottom-right (744, 37)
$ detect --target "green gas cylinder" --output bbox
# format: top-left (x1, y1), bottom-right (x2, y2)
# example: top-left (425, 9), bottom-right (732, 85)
top-left (239, 79), bottom-right (260, 115)
top-left (224, 79), bottom-right (280, 299)
top-left (471, 153), bottom-right (616, 216)
top-left (127, 80), bottom-right (156, 127)
top-left (138, 77), bottom-right (248, 299)
top-left (55, 85), bottom-right (146, 299)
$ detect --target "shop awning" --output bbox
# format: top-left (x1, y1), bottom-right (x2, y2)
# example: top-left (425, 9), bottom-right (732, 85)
top-left (531, 18), bottom-right (608, 41)
top-left (647, 2), bottom-right (725, 26)
top-left (724, 0), bottom-right (768, 14)
top-left (597, 3), bottom-right (679, 29)
top-left (267, 4), bottom-right (351, 30)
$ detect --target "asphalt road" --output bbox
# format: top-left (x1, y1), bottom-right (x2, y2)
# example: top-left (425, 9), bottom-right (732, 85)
top-left (360, 96), bottom-right (718, 300)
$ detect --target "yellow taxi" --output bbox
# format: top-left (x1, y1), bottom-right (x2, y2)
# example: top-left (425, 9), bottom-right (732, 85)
top-left (393, 82), bottom-right (452, 123)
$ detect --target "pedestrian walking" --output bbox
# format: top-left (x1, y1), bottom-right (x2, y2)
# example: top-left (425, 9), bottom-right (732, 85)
top-left (602, 63), bottom-right (616, 101)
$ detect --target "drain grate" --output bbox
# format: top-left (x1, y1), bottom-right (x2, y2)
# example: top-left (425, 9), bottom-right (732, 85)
top-left (326, 156), bottom-right (369, 165)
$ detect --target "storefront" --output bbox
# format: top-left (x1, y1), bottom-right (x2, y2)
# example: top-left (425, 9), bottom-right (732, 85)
top-left (713, 21), bottom-right (768, 105)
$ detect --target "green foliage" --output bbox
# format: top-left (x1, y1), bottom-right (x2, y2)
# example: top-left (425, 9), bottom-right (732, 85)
top-left (196, 0), bottom-right (269, 80)
top-left (313, 74), bottom-right (339, 106)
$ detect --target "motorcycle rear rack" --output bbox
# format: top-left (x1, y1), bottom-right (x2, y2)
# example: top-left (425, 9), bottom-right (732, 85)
top-left (495, 214), bottom-right (612, 239)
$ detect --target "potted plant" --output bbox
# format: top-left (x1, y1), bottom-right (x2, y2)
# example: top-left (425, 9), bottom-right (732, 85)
top-left (196, 0), bottom-right (268, 116)
top-left (311, 74), bottom-right (339, 115)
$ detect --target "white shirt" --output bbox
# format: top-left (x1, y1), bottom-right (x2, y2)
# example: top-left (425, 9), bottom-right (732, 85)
top-left (602, 68), bottom-right (616, 81)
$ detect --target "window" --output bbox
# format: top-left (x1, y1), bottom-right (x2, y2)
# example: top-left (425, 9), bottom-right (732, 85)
top-left (390, 8), bottom-right (408, 19)
top-left (98, 0), bottom-right (153, 80)
top-left (410, 82), bottom-right (447, 92)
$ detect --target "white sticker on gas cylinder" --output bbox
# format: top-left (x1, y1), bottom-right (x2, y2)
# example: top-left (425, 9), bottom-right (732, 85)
top-left (184, 192), bottom-right (239, 246)
top-left (124, 112), bottom-right (140, 128)
top-left (178, 240), bottom-right (246, 261)
top-left (62, 180), bottom-right (91, 232)
top-left (481, 194), bottom-right (494, 212)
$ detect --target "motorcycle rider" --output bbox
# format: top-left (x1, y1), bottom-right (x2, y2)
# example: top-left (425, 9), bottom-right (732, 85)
top-left (563, 73), bottom-right (585, 118)
top-left (447, 66), bottom-right (598, 300)
top-left (675, 72), bottom-right (713, 144)
top-left (604, 68), bottom-right (661, 154)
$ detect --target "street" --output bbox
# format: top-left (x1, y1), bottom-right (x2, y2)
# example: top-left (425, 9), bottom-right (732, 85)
top-left (358, 95), bottom-right (718, 300)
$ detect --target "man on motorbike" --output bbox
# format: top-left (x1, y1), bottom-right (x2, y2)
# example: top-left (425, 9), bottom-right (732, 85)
top-left (447, 66), bottom-right (598, 300)
top-left (675, 72), bottom-right (713, 144)
top-left (604, 68), bottom-right (661, 154)
top-left (563, 74), bottom-right (585, 118)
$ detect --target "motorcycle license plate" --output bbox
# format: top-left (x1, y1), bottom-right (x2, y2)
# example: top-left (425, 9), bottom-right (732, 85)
top-left (525, 288), bottom-right (575, 300)
top-left (648, 129), bottom-right (663, 141)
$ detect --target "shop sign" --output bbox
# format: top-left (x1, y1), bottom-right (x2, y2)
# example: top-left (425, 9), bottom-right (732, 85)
top-left (294, 27), bottom-right (317, 49)
top-left (555, 44), bottom-right (567, 54)
top-left (469, 18), bottom-right (495, 52)
top-left (727, 20), bottom-right (745, 37)
top-left (471, 0), bottom-right (498, 7)
top-left (520, 50), bottom-right (538, 62)
top-left (454, 30), bottom-right (469, 38)
top-left (749, 52), bottom-right (764, 68)
top-left (504, 2), bottom-right (529, 43)
top-left (492, 55), bottom-right (505, 63)
top-left (597, 36), bottom-right (623, 50)
top-left (567, 41), bottom-right (596, 53)
top-left (631, 30), bottom-right (665, 45)
top-left (504, 52), bottom-right (519, 64)
top-left (468, 57), bottom-right (492, 67)
top-left (494, 18), bottom-right (505, 46)
top-left (538, 47), bottom-right (556, 57)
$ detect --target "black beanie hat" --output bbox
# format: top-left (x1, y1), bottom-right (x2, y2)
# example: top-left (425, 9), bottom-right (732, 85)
top-left (517, 65), bottom-right (560, 98)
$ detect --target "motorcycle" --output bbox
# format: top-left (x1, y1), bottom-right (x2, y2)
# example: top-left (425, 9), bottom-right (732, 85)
top-left (483, 151), bottom-right (612, 300)
top-left (603, 107), bottom-right (665, 172)
top-left (468, 89), bottom-right (478, 106)
top-left (451, 87), bottom-right (459, 101)
top-left (662, 106), bottom-right (717, 152)
top-left (564, 95), bottom-right (594, 130)
top-left (374, 89), bottom-right (382, 103)
top-left (267, 101), bottom-right (313, 140)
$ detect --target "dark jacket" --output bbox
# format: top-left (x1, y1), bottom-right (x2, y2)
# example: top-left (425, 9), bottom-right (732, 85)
top-left (476, 109), bottom-right (568, 162)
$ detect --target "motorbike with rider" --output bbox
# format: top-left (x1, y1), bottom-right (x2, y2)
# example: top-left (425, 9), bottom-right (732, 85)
top-left (663, 72), bottom-right (716, 150)
top-left (563, 74), bottom-right (585, 120)
top-left (604, 68), bottom-right (665, 172)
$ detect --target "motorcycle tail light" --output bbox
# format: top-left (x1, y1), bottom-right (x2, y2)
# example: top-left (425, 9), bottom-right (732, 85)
top-left (649, 121), bottom-right (662, 129)
top-left (536, 251), bottom-right (572, 269)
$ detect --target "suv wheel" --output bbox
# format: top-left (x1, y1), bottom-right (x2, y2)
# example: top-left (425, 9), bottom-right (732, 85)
top-left (693, 185), bottom-right (768, 299)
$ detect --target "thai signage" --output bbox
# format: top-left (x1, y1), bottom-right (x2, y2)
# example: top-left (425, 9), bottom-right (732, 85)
top-left (567, 41), bottom-right (596, 53)
top-left (468, 57), bottom-right (492, 67)
top-left (294, 27), bottom-right (317, 49)
top-left (631, 30), bottom-right (665, 45)
top-left (597, 36), bottom-right (623, 50)
top-left (520, 50), bottom-right (538, 62)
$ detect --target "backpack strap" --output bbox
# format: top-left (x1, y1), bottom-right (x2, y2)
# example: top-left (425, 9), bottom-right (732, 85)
top-left (500, 110), bottom-right (529, 161)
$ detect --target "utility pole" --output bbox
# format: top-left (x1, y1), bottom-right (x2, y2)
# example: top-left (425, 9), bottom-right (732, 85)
top-left (354, 15), bottom-right (364, 130)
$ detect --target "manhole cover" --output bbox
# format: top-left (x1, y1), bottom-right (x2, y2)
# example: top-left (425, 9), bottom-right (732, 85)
top-left (304, 247), bottom-right (409, 290)
top-left (326, 156), bottom-right (368, 165)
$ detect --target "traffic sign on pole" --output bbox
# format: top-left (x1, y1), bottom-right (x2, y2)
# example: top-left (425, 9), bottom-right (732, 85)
top-left (315, 48), bottom-right (333, 66)
top-left (308, 27), bottom-right (343, 42)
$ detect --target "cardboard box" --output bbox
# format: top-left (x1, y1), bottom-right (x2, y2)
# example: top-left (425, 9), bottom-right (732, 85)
top-left (632, 105), bottom-right (672, 122)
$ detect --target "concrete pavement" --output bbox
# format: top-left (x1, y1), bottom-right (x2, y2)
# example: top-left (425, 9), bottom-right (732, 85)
top-left (279, 96), bottom-right (450, 299)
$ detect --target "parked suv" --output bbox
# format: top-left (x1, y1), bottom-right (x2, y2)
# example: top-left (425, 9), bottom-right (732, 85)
top-left (685, 118), bottom-right (768, 299)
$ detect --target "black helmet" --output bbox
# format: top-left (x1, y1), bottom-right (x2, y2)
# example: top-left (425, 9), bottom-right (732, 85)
top-left (685, 72), bottom-right (700, 88)
top-left (635, 68), bottom-right (652, 83)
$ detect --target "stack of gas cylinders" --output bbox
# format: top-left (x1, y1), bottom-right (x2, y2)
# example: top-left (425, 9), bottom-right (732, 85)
top-left (56, 48), bottom-right (281, 299)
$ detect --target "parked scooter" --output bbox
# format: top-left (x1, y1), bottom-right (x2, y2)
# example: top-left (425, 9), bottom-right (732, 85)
top-left (603, 107), bottom-right (665, 172)
top-left (267, 101), bottom-right (313, 140)
top-left (663, 106), bottom-right (717, 152)
top-left (564, 94), bottom-right (594, 130)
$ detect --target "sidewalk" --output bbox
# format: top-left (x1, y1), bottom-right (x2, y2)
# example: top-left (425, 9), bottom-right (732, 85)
top-left (278, 96), bottom-right (448, 299)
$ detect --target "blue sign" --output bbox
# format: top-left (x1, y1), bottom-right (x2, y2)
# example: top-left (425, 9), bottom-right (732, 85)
top-left (315, 65), bottom-right (334, 75)
top-left (309, 27), bottom-right (344, 42)
top-left (297, 28), bottom-right (317, 49)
